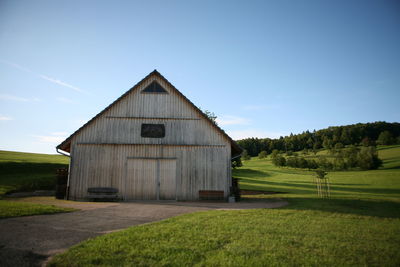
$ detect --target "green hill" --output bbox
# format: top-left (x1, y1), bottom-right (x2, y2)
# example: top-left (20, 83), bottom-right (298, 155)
top-left (0, 150), bottom-right (69, 196)
top-left (234, 145), bottom-right (400, 218)
top-left (235, 145), bottom-right (400, 199)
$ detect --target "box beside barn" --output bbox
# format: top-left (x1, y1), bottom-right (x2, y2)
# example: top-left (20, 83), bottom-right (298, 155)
top-left (57, 70), bottom-right (242, 201)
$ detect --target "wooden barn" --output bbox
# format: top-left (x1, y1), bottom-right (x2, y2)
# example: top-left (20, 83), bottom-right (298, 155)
top-left (56, 70), bottom-right (242, 201)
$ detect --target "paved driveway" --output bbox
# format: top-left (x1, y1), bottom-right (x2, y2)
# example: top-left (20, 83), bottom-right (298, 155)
top-left (0, 200), bottom-right (287, 266)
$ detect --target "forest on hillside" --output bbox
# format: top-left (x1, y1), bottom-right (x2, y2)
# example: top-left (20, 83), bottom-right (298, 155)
top-left (237, 122), bottom-right (400, 157)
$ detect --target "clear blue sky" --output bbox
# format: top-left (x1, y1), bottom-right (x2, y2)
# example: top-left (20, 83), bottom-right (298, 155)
top-left (1, 0), bottom-right (399, 154)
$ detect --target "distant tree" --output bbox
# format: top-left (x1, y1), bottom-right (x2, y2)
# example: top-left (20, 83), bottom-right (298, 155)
top-left (340, 129), bottom-right (352, 145)
top-left (272, 155), bottom-right (286, 166)
top-left (241, 150), bottom-right (251, 160)
top-left (236, 122), bottom-right (400, 156)
top-left (286, 157), bottom-right (296, 168)
top-left (271, 149), bottom-right (280, 159)
top-left (298, 157), bottom-right (309, 169)
top-left (377, 131), bottom-right (395, 145)
top-left (345, 145), bottom-right (359, 168)
top-left (312, 143), bottom-right (319, 155)
top-left (334, 154), bottom-right (347, 170)
top-left (308, 159), bottom-right (319, 169)
top-left (360, 137), bottom-right (374, 147)
top-left (202, 109), bottom-right (218, 125)
top-left (322, 137), bottom-right (333, 150)
top-left (231, 157), bottom-right (242, 168)
top-left (286, 150), bottom-right (293, 156)
top-left (315, 169), bottom-right (327, 179)
top-left (318, 157), bottom-right (333, 170)
top-left (334, 143), bottom-right (344, 150)
top-left (357, 146), bottom-right (382, 170)
top-left (258, 150), bottom-right (268, 159)
top-left (306, 137), bottom-right (314, 149)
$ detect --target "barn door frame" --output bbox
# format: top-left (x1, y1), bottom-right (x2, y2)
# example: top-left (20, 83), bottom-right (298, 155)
top-left (124, 157), bottom-right (177, 200)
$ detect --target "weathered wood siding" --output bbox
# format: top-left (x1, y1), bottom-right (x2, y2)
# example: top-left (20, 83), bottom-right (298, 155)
top-left (67, 75), bottom-right (232, 201)
top-left (69, 144), bottom-right (231, 200)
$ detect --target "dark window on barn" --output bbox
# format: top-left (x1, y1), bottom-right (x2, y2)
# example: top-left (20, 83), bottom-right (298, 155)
top-left (141, 81), bottom-right (168, 93)
top-left (141, 124), bottom-right (165, 138)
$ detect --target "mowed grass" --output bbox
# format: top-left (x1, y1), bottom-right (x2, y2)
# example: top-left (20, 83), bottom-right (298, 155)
top-left (0, 150), bottom-right (69, 196)
top-left (49, 146), bottom-right (400, 266)
top-left (0, 200), bottom-right (75, 218)
top-left (49, 209), bottom-right (400, 267)
top-left (0, 150), bottom-right (72, 218)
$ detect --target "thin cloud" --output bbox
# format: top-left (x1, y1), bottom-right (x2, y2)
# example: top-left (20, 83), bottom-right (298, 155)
top-left (0, 115), bottom-right (13, 121)
top-left (0, 60), bottom-right (33, 74)
top-left (1, 60), bottom-right (88, 94)
top-left (0, 94), bottom-right (40, 102)
top-left (40, 75), bottom-right (86, 94)
top-left (34, 132), bottom-right (68, 144)
top-left (216, 115), bottom-right (250, 126)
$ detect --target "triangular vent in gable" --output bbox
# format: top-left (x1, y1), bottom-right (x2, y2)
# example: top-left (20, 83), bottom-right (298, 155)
top-left (141, 81), bottom-right (168, 93)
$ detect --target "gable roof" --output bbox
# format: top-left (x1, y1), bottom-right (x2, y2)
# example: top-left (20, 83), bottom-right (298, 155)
top-left (56, 70), bottom-right (242, 156)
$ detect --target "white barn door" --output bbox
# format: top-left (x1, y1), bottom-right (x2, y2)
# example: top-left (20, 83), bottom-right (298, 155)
top-left (125, 158), bottom-right (176, 200)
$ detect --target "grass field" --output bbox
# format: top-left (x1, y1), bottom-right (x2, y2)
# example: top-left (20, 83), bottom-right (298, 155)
top-left (0, 150), bottom-right (71, 217)
top-left (0, 200), bottom-right (75, 218)
top-left (0, 150), bottom-right (68, 196)
top-left (49, 145), bottom-right (400, 266)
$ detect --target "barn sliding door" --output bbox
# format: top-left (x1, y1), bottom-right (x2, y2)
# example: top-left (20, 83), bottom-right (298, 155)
top-left (125, 159), bottom-right (157, 200)
top-left (125, 158), bottom-right (176, 200)
top-left (158, 159), bottom-right (176, 200)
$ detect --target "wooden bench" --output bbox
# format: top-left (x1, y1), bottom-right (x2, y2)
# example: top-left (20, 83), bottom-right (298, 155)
top-left (199, 190), bottom-right (224, 200)
top-left (87, 187), bottom-right (119, 201)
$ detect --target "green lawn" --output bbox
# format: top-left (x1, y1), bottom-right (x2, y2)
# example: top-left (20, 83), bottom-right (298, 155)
top-left (49, 145), bottom-right (400, 266)
top-left (0, 200), bottom-right (75, 218)
top-left (237, 145), bottom-right (400, 202)
top-left (0, 150), bottom-right (72, 218)
top-left (0, 150), bottom-right (69, 196)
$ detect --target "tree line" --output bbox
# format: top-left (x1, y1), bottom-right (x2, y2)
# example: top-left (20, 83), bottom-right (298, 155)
top-left (237, 121), bottom-right (400, 157)
top-left (268, 146), bottom-right (382, 171)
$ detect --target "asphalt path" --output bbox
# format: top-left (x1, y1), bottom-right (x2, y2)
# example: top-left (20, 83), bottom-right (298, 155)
top-left (0, 200), bottom-right (288, 266)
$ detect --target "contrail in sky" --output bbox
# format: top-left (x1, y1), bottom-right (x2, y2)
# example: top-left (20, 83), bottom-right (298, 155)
top-left (1, 59), bottom-right (88, 94)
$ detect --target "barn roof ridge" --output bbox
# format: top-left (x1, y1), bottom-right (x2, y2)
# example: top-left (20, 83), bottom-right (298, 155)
top-left (56, 70), bottom-right (242, 156)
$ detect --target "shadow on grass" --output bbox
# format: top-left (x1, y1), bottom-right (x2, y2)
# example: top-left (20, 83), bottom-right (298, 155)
top-left (239, 178), bottom-right (315, 194)
top-left (283, 197), bottom-right (400, 219)
top-left (0, 162), bottom-right (67, 195)
top-left (377, 145), bottom-right (400, 151)
top-left (234, 169), bottom-right (271, 178)
top-left (239, 177), bottom-right (400, 197)
top-left (0, 162), bottom-right (67, 175)
top-left (382, 166), bottom-right (400, 170)
top-left (288, 181), bottom-right (369, 186)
